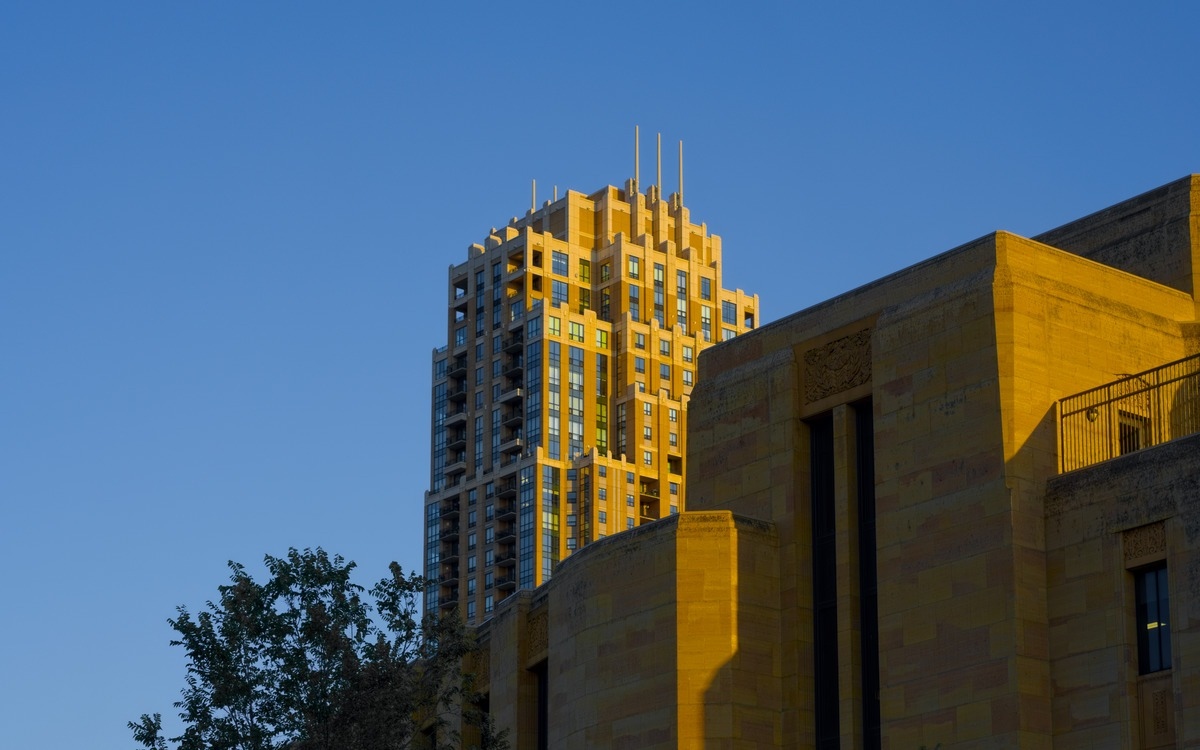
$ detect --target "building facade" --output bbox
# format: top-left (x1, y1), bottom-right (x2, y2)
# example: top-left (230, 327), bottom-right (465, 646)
top-left (462, 175), bottom-right (1200, 748)
top-left (424, 180), bottom-right (758, 623)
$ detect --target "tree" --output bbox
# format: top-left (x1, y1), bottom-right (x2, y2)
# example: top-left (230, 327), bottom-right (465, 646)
top-left (131, 548), bottom-right (506, 750)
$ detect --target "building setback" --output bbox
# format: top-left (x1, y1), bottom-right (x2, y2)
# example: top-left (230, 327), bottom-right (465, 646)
top-left (456, 175), bottom-right (1200, 749)
top-left (424, 178), bottom-right (758, 623)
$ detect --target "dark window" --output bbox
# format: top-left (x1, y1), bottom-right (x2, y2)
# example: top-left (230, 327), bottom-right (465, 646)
top-left (533, 660), bottom-right (549, 750)
top-left (855, 400), bottom-right (881, 750)
top-left (809, 413), bottom-right (839, 749)
top-left (1119, 411), bottom-right (1150, 455)
top-left (1136, 564), bottom-right (1172, 674)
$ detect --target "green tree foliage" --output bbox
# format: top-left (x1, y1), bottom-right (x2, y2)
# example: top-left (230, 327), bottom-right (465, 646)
top-left (131, 548), bottom-right (506, 750)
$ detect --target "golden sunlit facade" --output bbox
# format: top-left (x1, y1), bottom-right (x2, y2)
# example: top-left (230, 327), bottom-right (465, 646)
top-left (424, 179), bottom-right (758, 623)
top-left (450, 175), bottom-right (1200, 749)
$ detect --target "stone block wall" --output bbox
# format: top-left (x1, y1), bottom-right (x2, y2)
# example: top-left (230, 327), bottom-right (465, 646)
top-left (1045, 433), bottom-right (1200, 748)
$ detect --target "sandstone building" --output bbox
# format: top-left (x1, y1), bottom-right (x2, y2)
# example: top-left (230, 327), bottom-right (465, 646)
top-left (462, 175), bottom-right (1200, 749)
top-left (424, 176), bottom-right (758, 623)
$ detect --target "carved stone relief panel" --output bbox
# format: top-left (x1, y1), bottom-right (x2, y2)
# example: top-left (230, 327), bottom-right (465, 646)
top-left (804, 328), bottom-right (872, 404)
top-left (1124, 520), bottom-right (1167, 567)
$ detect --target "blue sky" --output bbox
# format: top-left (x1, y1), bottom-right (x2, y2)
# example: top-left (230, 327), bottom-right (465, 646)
top-left (2, 2), bottom-right (1197, 748)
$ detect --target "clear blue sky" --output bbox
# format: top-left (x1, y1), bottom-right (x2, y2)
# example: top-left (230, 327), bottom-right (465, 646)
top-left (2, 2), bottom-right (1197, 748)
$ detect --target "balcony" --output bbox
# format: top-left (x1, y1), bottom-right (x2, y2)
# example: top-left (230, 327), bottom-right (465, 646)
top-left (447, 357), bottom-right (468, 380)
top-left (499, 435), bottom-right (524, 455)
top-left (503, 334), bottom-right (524, 353)
top-left (447, 430), bottom-right (467, 452)
top-left (498, 387), bottom-right (523, 405)
top-left (496, 524), bottom-right (516, 544)
top-left (440, 521), bottom-right (459, 541)
top-left (496, 549), bottom-right (516, 568)
top-left (496, 499), bottom-right (517, 521)
top-left (502, 408), bottom-right (522, 428)
top-left (505, 357), bottom-right (524, 380)
top-left (447, 386), bottom-right (468, 403)
top-left (439, 499), bottom-right (460, 519)
top-left (1059, 352), bottom-right (1200, 472)
top-left (496, 454), bottom-right (526, 477)
top-left (445, 408), bottom-right (469, 428)
top-left (497, 480), bottom-right (518, 500)
top-left (496, 576), bottom-right (516, 591)
top-left (444, 454), bottom-right (467, 477)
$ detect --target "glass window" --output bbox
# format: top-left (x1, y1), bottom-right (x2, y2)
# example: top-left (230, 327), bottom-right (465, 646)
top-left (552, 251), bottom-right (568, 276)
top-left (723, 328), bottom-right (737, 341)
top-left (635, 357), bottom-right (645, 374)
top-left (669, 432), bottom-right (678, 446)
top-left (549, 316), bottom-right (561, 336)
top-left (670, 482), bottom-right (679, 495)
top-left (643, 426), bottom-right (652, 440)
top-left (643, 451), bottom-right (652, 465)
top-left (722, 301), bottom-right (737, 325)
top-left (683, 345), bottom-right (694, 363)
top-left (485, 594), bottom-right (494, 613)
top-left (659, 340), bottom-right (670, 355)
top-left (1136, 564), bottom-right (1172, 674)
top-left (579, 259), bottom-right (590, 283)
top-left (643, 403), bottom-right (652, 416)
top-left (683, 370), bottom-right (693, 386)
top-left (600, 263), bottom-right (611, 282)
top-left (660, 363), bottom-right (670, 380)
top-left (669, 408), bottom-right (678, 422)
top-left (468, 510), bottom-right (477, 528)
top-left (552, 280), bottom-right (569, 306)
top-left (598, 511), bottom-right (607, 524)
top-left (596, 330), bottom-right (609, 349)
top-left (628, 256), bottom-right (640, 279)
top-left (700, 277), bottom-right (712, 300)
top-left (569, 322), bottom-right (584, 342)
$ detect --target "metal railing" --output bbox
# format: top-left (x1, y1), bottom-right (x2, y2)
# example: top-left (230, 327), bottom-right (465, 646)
top-left (1059, 352), bottom-right (1200, 472)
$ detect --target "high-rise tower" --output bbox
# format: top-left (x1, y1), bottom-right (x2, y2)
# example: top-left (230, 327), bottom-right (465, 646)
top-left (424, 174), bottom-right (758, 623)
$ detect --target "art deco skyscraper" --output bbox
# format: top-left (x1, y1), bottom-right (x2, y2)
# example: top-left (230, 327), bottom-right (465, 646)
top-left (424, 173), bottom-right (758, 623)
